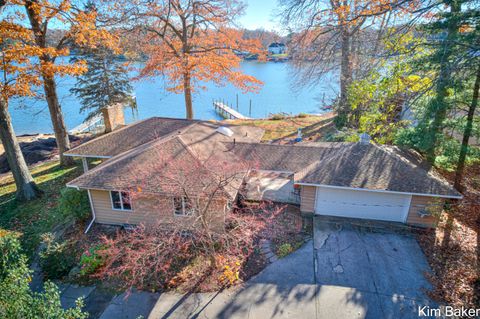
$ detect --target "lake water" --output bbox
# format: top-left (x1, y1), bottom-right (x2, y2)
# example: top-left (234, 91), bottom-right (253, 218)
top-left (10, 61), bottom-right (339, 135)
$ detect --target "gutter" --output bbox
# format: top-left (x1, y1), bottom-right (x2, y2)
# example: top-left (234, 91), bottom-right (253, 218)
top-left (68, 185), bottom-right (96, 233)
top-left (84, 189), bottom-right (96, 234)
top-left (294, 182), bottom-right (463, 200)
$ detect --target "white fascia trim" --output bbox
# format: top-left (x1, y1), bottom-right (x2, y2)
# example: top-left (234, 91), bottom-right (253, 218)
top-left (295, 182), bottom-right (463, 200)
top-left (64, 154), bottom-right (112, 159)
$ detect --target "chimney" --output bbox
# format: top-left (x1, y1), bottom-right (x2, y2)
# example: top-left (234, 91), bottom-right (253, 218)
top-left (359, 132), bottom-right (371, 145)
top-left (102, 103), bottom-right (125, 133)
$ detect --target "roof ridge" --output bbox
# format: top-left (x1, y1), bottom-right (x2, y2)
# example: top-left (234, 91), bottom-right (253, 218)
top-left (65, 117), bottom-right (154, 155)
top-left (66, 117), bottom-right (198, 156)
top-left (227, 141), bottom-right (349, 149)
top-left (67, 131), bottom-right (190, 187)
top-left (176, 135), bottom-right (240, 200)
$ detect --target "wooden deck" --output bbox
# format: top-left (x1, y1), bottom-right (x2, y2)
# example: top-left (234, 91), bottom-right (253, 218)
top-left (213, 101), bottom-right (251, 120)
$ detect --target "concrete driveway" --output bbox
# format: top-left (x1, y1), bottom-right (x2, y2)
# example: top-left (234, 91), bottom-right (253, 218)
top-left (99, 217), bottom-right (436, 319)
top-left (314, 217), bottom-right (436, 319)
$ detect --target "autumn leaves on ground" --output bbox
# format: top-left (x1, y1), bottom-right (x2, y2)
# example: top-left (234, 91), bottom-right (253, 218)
top-left (417, 165), bottom-right (480, 308)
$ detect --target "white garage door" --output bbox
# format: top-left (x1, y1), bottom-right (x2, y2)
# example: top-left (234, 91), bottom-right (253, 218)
top-left (315, 186), bottom-right (412, 222)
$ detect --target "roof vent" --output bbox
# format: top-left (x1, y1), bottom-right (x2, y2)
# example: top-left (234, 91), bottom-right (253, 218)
top-left (359, 132), bottom-right (371, 145)
top-left (216, 126), bottom-right (234, 137)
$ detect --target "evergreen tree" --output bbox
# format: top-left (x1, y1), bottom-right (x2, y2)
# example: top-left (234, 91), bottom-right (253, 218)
top-left (412, 0), bottom-right (478, 162)
top-left (71, 48), bottom-right (134, 121)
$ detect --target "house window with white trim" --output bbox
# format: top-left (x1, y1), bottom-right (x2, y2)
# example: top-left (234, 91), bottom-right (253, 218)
top-left (173, 196), bottom-right (194, 216)
top-left (110, 191), bottom-right (132, 211)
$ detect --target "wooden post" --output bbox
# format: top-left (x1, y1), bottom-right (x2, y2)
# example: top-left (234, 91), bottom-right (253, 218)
top-left (249, 100), bottom-right (252, 117)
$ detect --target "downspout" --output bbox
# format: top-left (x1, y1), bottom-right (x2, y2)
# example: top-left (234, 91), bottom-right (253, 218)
top-left (85, 189), bottom-right (96, 233)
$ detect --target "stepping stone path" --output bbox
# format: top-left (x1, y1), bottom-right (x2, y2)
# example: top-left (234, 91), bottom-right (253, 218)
top-left (259, 239), bottom-right (278, 263)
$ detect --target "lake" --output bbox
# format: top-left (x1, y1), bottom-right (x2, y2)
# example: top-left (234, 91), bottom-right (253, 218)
top-left (9, 61), bottom-right (339, 135)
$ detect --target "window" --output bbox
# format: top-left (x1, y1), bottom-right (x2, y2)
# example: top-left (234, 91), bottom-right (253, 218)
top-left (173, 196), bottom-right (194, 216)
top-left (110, 191), bottom-right (132, 211)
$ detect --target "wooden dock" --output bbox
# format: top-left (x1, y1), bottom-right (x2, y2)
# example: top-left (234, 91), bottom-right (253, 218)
top-left (213, 101), bottom-right (251, 120)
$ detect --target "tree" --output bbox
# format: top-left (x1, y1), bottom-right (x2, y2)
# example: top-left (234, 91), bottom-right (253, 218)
top-left (21, 0), bottom-right (115, 165)
top-left (0, 229), bottom-right (87, 319)
top-left (422, 0), bottom-right (463, 162)
top-left (111, 0), bottom-right (263, 119)
top-left (70, 48), bottom-right (134, 121)
top-left (92, 145), bottom-right (287, 290)
top-left (0, 16), bottom-right (42, 201)
top-left (347, 31), bottom-right (431, 143)
top-left (454, 64), bottom-right (480, 190)
top-left (279, 0), bottom-right (416, 127)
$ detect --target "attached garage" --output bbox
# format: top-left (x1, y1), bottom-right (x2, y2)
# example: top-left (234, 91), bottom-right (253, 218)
top-left (314, 186), bottom-right (412, 223)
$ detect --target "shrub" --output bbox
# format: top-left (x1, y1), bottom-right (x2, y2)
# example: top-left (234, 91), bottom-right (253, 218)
top-left (276, 243), bottom-right (293, 258)
top-left (39, 233), bottom-right (77, 280)
top-left (296, 113), bottom-right (308, 118)
top-left (270, 113), bottom-right (286, 120)
top-left (79, 244), bottom-right (107, 276)
top-left (58, 188), bottom-right (90, 220)
top-left (0, 229), bottom-right (23, 280)
top-left (0, 228), bottom-right (87, 318)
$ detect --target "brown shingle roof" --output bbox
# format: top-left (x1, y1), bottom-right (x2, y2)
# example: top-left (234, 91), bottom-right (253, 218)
top-left (67, 116), bottom-right (460, 199)
top-left (229, 142), bottom-right (461, 198)
top-left (67, 121), bottom-right (265, 199)
top-left (64, 117), bottom-right (197, 157)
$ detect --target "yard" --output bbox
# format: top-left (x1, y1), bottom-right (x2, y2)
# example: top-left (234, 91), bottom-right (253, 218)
top-left (0, 160), bottom-right (84, 258)
top-left (227, 112), bottom-right (336, 142)
top-left (416, 164), bottom-right (480, 308)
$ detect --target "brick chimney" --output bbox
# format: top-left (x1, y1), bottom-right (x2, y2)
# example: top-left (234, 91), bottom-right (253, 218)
top-left (102, 103), bottom-right (125, 133)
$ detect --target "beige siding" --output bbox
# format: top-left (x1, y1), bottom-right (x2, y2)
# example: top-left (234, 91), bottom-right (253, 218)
top-left (300, 186), bottom-right (316, 213)
top-left (406, 195), bottom-right (444, 228)
top-left (89, 190), bottom-right (226, 232)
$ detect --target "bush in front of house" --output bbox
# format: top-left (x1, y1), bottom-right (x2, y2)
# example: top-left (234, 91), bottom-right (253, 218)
top-left (0, 228), bottom-right (87, 319)
top-left (39, 233), bottom-right (77, 280)
top-left (58, 187), bottom-right (90, 220)
top-left (79, 244), bottom-right (107, 276)
top-left (276, 243), bottom-right (293, 258)
top-left (0, 229), bottom-right (23, 280)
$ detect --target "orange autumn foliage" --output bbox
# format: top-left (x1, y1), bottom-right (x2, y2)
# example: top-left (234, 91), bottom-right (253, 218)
top-left (114, 0), bottom-right (264, 118)
top-left (1, 0), bottom-right (117, 103)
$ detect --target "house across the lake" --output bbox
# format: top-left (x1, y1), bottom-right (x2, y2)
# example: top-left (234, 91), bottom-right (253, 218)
top-left (268, 42), bottom-right (286, 55)
top-left (65, 112), bottom-right (462, 232)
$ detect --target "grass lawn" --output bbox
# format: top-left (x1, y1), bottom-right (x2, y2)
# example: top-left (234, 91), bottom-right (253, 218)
top-left (0, 160), bottom-right (83, 258)
top-left (227, 113), bottom-right (337, 142)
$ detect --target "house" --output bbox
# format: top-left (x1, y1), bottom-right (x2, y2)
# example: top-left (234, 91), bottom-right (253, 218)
top-left (268, 43), bottom-right (286, 55)
top-left (65, 115), bottom-right (462, 232)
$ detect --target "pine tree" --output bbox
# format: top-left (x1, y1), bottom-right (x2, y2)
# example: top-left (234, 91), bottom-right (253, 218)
top-left (71, 48), bottom-right (134, 121)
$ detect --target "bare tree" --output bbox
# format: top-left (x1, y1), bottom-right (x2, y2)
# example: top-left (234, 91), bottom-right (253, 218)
top-left (279, 0), bottom-right (413, 126)
top-left (93, 145), bottom-right (288, 290)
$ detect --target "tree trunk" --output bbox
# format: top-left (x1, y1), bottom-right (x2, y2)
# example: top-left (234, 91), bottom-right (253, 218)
top-left (24, 1), bottom-right (73, 166)
top-left (183, 72), bottom-right (194, 119)
top-left (454, 64), bottom-right (480, 191)
top-left (42, 75), bottom-right (73, 166)
top-left (0, 99), bottom-right (41, 201)
top-left (425, 0), bottom-right (461, 163)
top-left (338, 27), bottom-right (352, 127)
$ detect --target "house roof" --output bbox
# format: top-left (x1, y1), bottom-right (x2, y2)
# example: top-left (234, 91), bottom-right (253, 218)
top-left (67, 117), bottom-right (461, 199)
top-left (67, 121), bottom-right (265, 199)
top-left (229, 142), bottom-right (462, 198)
top-left (64, 117), bottom-right (197, 157)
